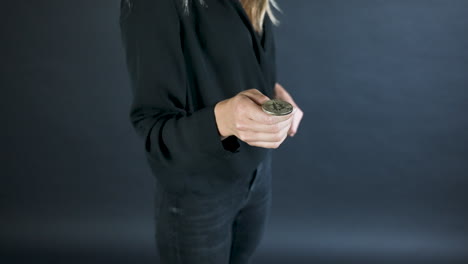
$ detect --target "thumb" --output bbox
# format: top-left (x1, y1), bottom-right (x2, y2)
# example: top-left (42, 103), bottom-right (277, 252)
top-left (242, 88), bottom-right (271, 106)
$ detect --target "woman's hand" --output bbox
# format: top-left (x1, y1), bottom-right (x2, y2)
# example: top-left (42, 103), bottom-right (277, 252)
top-left (274, 83), bottom-right (303, 137)
top-left (214, 89), bottom-right (295, 149)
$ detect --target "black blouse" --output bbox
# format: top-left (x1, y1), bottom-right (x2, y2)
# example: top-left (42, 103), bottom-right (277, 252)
top-left (119, 0), bottom-right (277, 195)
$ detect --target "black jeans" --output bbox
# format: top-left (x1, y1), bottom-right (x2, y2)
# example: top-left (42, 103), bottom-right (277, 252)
top-left (153, 153), bottom-right (273, 264)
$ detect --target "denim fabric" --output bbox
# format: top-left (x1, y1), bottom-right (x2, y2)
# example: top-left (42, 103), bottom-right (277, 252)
top-left (153, 152), bottom-right (273, 264)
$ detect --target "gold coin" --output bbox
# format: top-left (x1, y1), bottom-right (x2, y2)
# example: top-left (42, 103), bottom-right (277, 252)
top-left (261, 99), bottom-right (293, 116)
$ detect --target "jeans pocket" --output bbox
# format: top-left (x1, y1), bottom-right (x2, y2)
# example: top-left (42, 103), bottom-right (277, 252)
top-left (250, 159), bottom-right (266, 187)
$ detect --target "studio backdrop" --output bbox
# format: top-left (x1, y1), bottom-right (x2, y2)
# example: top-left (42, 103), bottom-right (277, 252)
top-left (1, 0), bottom-right (467, 263)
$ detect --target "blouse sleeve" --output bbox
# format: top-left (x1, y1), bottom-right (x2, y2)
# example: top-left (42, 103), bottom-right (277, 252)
top-left (119, 0), bottom-right (239, 169)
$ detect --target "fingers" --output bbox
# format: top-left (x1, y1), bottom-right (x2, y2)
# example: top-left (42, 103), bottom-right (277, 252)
top-left (239, 115), bottom-right (292, 133)
top-left (288, 108), bottom-right (303, 137)
top-left (246, 128), bottom-right (290, 149)
top-left (231, 88), bottom-right (299, 149)
top-left (237, 120), bottom-right (291, 142)
top-left (241, 89), bottom-right (270, 106)
top-left (288, 117), bottom-right (298, 137)
top-left (238, 93), bottom-right (293, 125)
top-left (248, 110), bottom-right (293, 126)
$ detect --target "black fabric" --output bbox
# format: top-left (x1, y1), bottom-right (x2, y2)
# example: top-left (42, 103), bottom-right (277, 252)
top-left (153, 153), bottom-right (272, 263)
top-left (119, 0), bottom-right (277, 195)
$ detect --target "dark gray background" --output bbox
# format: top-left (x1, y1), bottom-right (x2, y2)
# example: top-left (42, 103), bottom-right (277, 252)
top-left (1, 0), bottom-right (467, 263)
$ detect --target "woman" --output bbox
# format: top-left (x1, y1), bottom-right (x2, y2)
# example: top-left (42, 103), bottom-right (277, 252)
top-left (119, 0), bottom-right (303, 263)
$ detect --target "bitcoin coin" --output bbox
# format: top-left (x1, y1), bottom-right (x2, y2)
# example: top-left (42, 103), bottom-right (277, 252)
top-left (261, 99), bottom-right (293, 116)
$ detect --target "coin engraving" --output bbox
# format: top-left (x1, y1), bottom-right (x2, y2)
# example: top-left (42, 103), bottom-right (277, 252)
top-left (261, 99), bottom-right (293, 116)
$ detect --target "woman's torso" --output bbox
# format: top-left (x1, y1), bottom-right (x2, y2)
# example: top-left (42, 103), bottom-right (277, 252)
top-left (150, 0), bottom-right (277, 195)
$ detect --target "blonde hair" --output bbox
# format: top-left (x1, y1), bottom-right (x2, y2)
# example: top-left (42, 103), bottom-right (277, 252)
top-left (182, 0), bottom-right (280, 33)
